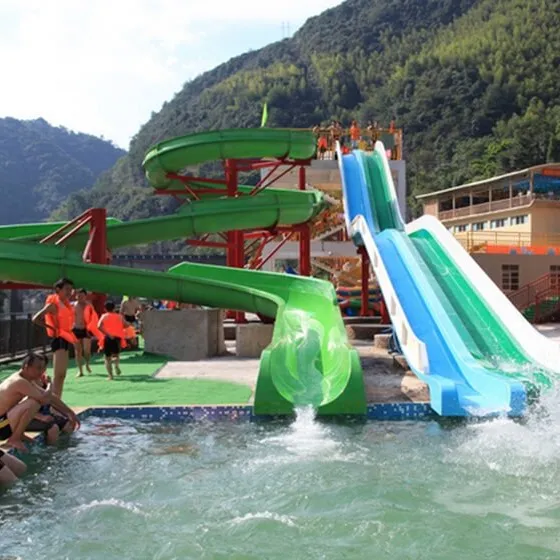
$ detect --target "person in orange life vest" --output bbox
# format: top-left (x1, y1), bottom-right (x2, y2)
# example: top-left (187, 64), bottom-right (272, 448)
top-left (98, 300), bottom-right (129, 380)
top-left (350, 120), bottom-right (361, 149)
top-left (32, 278), bottom-right (76, 397)
top-left (72, 289), bottom-right (94, 377)
top-left (317, 133), bottom-right (328, 160)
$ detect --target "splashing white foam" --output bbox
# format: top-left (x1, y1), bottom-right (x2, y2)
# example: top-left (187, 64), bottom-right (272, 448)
top-left (263, 406), bottom-right (340, 459)
top-left (229, 511), bottom-right (297, 527)
top-left (74, 498), bottom-right (148, 517)
top-left (447, 387), bottom-right (560, 477)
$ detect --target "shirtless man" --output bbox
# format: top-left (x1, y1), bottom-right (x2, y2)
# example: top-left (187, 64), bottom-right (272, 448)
top-left (0, 353), bottom-right (80, 452)
top-left (32, 278), bottom-right (75, 397)
top-left (120, 296), bottom-right (141, 348)
top-left (120, 296), bottom-right (141, 325)
top-left (73, 289), bottom-right (93, 377)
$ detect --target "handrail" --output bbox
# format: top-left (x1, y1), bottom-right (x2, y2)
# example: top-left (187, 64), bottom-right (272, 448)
top-left (508, 272), bottom-right (560, 314)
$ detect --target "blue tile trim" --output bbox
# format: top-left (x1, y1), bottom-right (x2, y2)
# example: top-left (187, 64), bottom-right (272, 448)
top-left (81, 403), bottom-right (434, 422)
top-left (367, 402), bottom-right (433, 420)
top-left (88, 405), bottom-right (254, 422)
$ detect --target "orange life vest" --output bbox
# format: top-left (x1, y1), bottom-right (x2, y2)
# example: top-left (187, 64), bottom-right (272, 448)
top-left (45, 294), bottom-right (77, 344)
top-left (350, 126), bottom-right (360, 141)
top-left (83, 304), bottom-right (105, 347)
top-left (99, 312), bottom-right (127, 349)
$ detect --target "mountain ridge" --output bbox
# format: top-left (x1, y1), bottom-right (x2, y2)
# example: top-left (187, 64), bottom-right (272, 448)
top-left (55, 0), bottom-right (560, 220)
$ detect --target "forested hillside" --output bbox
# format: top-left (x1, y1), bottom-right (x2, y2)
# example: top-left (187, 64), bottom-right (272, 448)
top-left (0, 118), bottom-right (125, 224)
top-left (57, 0), bottom-right (560, 220)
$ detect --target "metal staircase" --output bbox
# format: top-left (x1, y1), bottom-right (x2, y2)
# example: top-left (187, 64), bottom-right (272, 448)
top-left (508, 273), bottom-right (560, 323)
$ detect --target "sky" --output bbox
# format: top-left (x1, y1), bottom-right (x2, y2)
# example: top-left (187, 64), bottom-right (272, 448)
top-left (0, 0), bottom-right (341, 149)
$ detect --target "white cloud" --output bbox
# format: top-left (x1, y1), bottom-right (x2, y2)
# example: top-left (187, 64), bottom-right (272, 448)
top-left (0, 0), bottom-right (341, 147)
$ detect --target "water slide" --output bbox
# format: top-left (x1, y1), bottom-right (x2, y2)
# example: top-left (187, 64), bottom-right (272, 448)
top-left (0, 129), bottom-right (366, 416)
top-left (339, 142), bottom-right (559, 416)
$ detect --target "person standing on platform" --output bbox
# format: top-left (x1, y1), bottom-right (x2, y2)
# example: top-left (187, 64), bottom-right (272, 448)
top-left (32, 278), bottom-right (76, 397)
top-left (98, 301), bottom-right (128, 380)
top-left (72, 289), bottom-right (96, 377)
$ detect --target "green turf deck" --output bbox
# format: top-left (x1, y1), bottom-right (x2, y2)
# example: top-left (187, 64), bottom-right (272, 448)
top-left (0, 351), bottom-right (252, 407)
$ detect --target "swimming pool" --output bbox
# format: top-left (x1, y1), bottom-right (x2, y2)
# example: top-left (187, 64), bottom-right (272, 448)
top-left (2, 398), bottom-right (560, 559)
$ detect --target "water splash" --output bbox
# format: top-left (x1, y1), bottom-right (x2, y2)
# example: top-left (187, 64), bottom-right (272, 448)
top-left (258, 406), bottom-right (340, 462)
top-left (74, 498), bottom-right (149, 517)
top-left (229, 511), bottom-right (297, 527)
top-left (447, 387), bottom-right (560, 478)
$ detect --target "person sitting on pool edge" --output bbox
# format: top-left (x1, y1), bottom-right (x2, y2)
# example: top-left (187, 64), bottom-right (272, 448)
top-left (98, 301), bottom-right (129, 380)
top-left (28, 372), bottom-right (74, 445)
top-left (0, 448), bottom-right (27, 486)
top-left (0, 353), bottom-right (80, 452)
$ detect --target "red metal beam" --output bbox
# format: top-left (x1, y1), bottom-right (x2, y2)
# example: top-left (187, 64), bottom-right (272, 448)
top-left (256, 233), bottom-right (294, 270)
top-left (40, 209), bottom-right (92, 244)
top-left (298, 166), bottom-right (311, 276)
top-left (359, 247), bottom-right (370, 317)
top-left (88, 208), bottom-right (108, 314)
top-left (55, 215), bottom-right (92, 246)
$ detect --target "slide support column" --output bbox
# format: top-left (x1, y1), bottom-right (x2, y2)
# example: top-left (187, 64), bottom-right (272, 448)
top-left (359, 246), bottom-right (370, 316)
top-left (225, 159), bottom-right (246, 323)
top-left (298, 166), bottom-right (311, 276)
top-left (89, 208), bottom-right (108, 315)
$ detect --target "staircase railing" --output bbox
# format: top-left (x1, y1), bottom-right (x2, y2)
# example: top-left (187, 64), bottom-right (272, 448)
top-left (508, 272), bottom-right (560, 322)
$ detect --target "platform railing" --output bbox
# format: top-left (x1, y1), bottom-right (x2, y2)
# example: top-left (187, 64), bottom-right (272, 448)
top-left (0, 312), bottom-right (48, 360)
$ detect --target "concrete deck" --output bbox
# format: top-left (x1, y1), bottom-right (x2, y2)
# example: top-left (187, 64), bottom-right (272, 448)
top-left (156, 339), bottom-right (429, 405)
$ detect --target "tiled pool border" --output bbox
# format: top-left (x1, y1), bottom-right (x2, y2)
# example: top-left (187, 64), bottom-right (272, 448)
top-left (78, 402), bottom-right (434, 422)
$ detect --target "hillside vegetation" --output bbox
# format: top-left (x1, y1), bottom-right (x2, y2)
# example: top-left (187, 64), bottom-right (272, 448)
top-left (56, 0), bottom-right (560, 219)
top-left (0, 118), bottom-right (124, 224)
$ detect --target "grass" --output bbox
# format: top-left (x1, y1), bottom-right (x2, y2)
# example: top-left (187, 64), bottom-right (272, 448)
top-left (0, 350), bottom-right (253, 407)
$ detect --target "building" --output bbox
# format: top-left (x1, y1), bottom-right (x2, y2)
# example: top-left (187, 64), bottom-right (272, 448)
top-left (417, 163), bottom-right (560, 292)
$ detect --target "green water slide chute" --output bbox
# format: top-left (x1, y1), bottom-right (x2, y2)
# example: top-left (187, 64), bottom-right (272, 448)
top-left (0, 128), bottom-right (366, 416)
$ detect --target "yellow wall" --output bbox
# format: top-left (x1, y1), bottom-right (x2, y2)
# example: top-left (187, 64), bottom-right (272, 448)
top-left (474, 254), bottom-right (560, 290)
top-left (530, 205), bottom-right (560, 235)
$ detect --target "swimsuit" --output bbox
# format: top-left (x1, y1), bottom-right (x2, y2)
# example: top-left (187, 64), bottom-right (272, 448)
top-left (72, 328), bottom-right (90, 340)
top-left (27, 414), bottom-right (69, 433)
top-left (104, 337), bottom-right (122, 357)
top-left (0, 414), bottom-right (12, 441)
top-left (51, 337), bottom-right (70, 353)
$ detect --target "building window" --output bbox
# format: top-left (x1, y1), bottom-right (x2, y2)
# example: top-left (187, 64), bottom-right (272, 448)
top-left (455, 224), bottom-right (468, 233)
top-left (511, 215), bottom-right (528, 226)
top-left (472, 222), bottom-right (485, 231)
top-left (491, 219), bottom-right (506, 229)
top-left (551, 265), bottom-right (560, 288)
top-left (502, 264), bottom-right (520, 291)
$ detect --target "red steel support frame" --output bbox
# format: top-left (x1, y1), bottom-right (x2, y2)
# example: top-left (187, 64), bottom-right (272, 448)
top-left (161, 157), bottom-right (313, 324)
top-left (359, 247), bottom-right (370, 317)
top-left (3, 208), bottom-right (108, 314)
top-left (298, 166), bottom-right (311, 276)
top-left (88, 208), bottom-right (108, 314)
top-left (225, 159), bottom-right (246, 323)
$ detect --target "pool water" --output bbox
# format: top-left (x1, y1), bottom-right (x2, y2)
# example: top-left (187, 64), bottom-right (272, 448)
top-left (2, 397), bottom-right (560, 560)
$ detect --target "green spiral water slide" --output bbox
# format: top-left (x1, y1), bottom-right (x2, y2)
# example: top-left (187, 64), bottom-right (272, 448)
top-left (0, 129), bottom-right (366, 415)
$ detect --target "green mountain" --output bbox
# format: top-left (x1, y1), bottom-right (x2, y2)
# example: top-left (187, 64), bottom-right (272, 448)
top-left (57, 0), bottom-right (560, 220)
top-left (0, 117), bottom-right (125, 224)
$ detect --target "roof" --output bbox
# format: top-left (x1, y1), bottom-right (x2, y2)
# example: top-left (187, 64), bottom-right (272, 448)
top-left (416, 163), bottom-right (560, 200)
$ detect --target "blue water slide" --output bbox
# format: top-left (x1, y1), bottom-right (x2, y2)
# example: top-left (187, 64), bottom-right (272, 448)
top-left (338, 146), bottom-right (526, 416)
